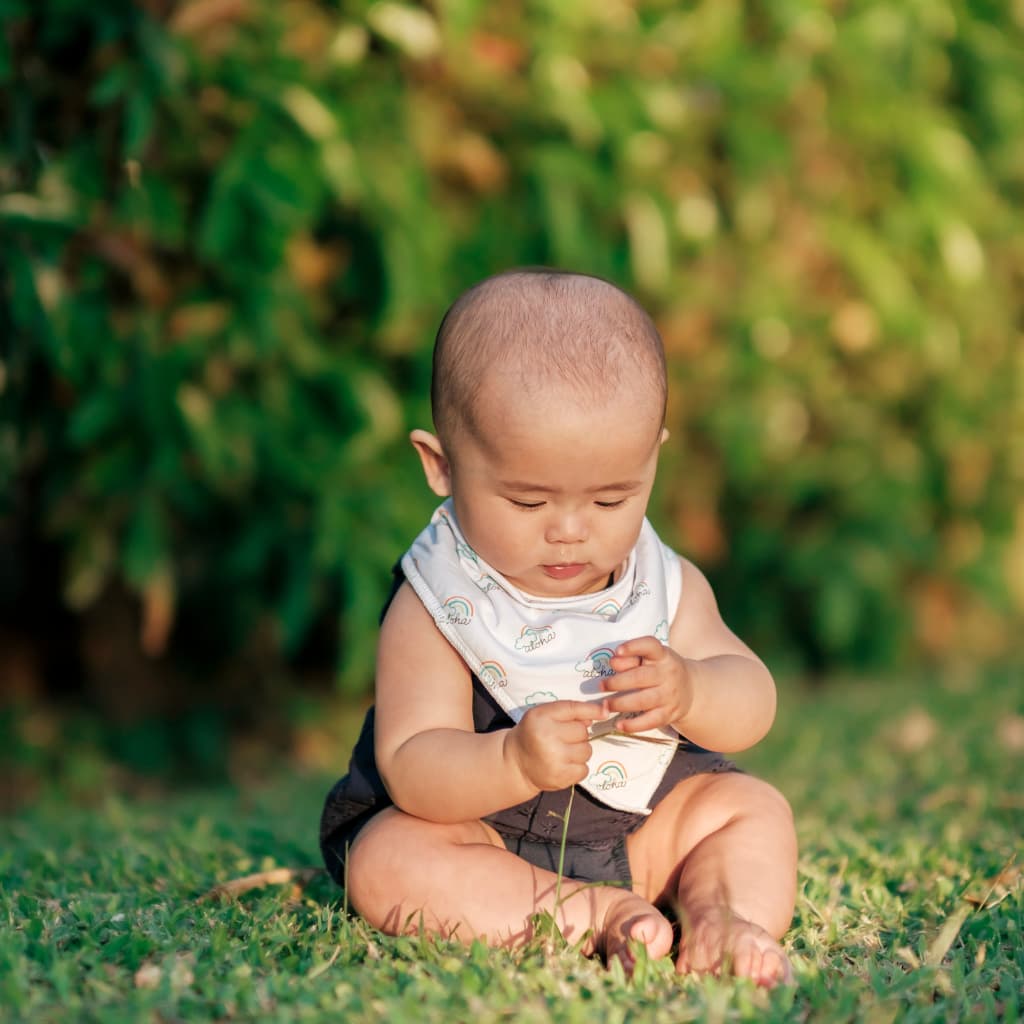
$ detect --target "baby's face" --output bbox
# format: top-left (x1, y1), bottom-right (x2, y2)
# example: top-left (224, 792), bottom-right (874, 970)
top-left (445, 377), bottom-right (665, 598)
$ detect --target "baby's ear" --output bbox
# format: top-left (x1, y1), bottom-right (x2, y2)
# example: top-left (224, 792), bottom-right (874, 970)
top-left (410, 429), bottom-right (452, 497)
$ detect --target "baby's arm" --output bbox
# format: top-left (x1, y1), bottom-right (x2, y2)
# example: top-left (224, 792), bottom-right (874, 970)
top-left (602, 557), bottom-right (776, 752)
top-left (374, 582), bottom-right (606, 824)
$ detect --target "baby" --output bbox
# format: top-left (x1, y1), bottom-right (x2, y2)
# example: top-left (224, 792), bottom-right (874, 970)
top-left (320, 269), bottom-right (797, 986)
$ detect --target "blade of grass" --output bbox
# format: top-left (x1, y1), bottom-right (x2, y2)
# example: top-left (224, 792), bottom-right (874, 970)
top-left (552, 785), bottom-right (576, 937)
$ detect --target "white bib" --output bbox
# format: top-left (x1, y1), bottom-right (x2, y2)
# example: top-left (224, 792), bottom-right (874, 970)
top-left (401, 500), bottom-right (683, 813)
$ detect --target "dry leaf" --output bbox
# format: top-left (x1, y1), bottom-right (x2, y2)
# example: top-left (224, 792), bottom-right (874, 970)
top-left (134, 962), bottom-right (162, 989)
top-left (170, 953), bottom-right (195, 992)
top-left (170, 0), bottom-right (248, 37)
top-left (924, 903), bottom-right (971, 967)
top-left (997, 715), bottom-right (1024, 753)
top-left (963, 858), bottom-right (1020, 909)
top-left (140, 571), bottom-right (175, 657)
top-left (893, 707), bottom-right (937, 753)
top-left (199, 866), bottom-right (323, 901)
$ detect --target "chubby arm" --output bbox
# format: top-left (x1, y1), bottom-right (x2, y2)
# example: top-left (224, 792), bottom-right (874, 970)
top-left (602, 557), bottom-right (776, 752)
top-left (375, 582), bottom-right (606, 823)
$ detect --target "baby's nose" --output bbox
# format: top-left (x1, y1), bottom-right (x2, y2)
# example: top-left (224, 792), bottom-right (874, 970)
top-left (545, 511), bottom-right (588, 545)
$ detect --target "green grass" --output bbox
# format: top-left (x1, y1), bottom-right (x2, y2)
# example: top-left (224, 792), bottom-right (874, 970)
top-left (2, 668), bottom-right (1022, 1022)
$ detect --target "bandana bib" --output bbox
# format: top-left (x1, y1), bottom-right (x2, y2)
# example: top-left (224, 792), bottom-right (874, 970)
top-left (401, 500), bottom-right (683, 814)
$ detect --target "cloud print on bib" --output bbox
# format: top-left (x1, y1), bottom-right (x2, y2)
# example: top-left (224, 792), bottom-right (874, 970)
top-left (456, 542), bottom-right (499, 592)
top-left (524, 690), bottom-right (558, 706)
top-left (455, 541), bottom-right (478, 565)
top-left (513, 625), bottom-right (556, 652)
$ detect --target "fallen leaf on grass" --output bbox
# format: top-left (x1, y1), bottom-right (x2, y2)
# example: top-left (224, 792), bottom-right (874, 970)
top-left (919, 784), bottom-right (983, 812)
top-left (169, 953), bottom-right (196, 992)
top-left (996, 714), bottom-right (1024, 753)
top-left (892, 707), bottom-right (938, 753)
top-left (894, 945), bottom-right (920, 968)
top-left (199, 866), bottom-right (324, 901)
top-left (924, 903), bottom-right (972, 967)
top-left (963, 855), bottom-right (1020, 909)
top-left (134, 962), bottom-right (162, 989)
top-left (306, 945), bottom-right (342, 980)
top-left (134, 953), bottom-right (196, 991)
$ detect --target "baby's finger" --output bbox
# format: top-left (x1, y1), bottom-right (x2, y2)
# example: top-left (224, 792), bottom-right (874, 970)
top-left (608, 706), bottom-right (668, 733)
top-left (600, 665), bottom-right (657, 692)
top-left (608, 653), bottom-right (643, 672)
top-left (615, 635), bottom-right (665, 661)
top-left (605, 685), bottom-right (658, 715)
top-left (546, 698), bottom-right (609, 722)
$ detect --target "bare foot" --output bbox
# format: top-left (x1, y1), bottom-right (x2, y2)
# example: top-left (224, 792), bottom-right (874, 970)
top-left (676, 907), bottom-right (793, 988)
top-left (595, 891), bottom-right (674, 973)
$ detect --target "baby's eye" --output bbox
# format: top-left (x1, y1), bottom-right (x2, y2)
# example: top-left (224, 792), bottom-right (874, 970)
top-left (595, 499), bottom-right (626, 509)
top-left (509, 498), bottom-right (544, 509)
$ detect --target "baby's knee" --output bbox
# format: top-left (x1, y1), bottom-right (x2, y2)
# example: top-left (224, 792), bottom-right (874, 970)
top-left (342, 809), bottom-right (493, 928)
top-left (343, 810), bottom-right (414, 921)
top-left (684, 774), bottom-right (794, 839)
top-left (709, 772), bottom-right (794, 828)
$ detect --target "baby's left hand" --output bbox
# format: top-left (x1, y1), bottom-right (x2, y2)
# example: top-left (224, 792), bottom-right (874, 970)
top-left (601, 635), bottom-right (694, 733)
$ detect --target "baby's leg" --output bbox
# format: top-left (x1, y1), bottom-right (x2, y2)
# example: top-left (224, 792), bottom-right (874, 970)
top-left (627, 772), bottom-right (797, 987)
top-left (345, 806), bottom-right (673, 969)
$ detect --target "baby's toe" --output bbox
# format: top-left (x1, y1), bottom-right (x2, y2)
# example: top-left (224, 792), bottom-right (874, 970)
top-left (760, 947), bottom-right (793, 987)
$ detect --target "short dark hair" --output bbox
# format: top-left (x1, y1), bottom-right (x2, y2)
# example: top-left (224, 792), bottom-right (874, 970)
top-left (431, 268), bottom-right (667, 445)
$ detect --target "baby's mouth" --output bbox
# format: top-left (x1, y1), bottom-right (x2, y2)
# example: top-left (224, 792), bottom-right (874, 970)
top-left (542, 563), bottom-right (586, 580)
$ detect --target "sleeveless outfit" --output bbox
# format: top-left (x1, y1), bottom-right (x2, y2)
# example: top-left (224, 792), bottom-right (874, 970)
top-left (320, 502), bottom-right (737, 887)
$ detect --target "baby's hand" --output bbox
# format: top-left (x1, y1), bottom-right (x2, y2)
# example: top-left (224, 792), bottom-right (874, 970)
top-left (504, 700), bottom-right (607, 793)
top-left (602, 636), bottom-right (694, 733)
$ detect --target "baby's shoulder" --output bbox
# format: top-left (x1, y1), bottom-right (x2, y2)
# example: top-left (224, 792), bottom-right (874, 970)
top-left (378, 581), bottom-right (473, 674)
top-left (380, 579), bottom-right (434, 633)
top-left (671, 555), bottom-right (722, 623)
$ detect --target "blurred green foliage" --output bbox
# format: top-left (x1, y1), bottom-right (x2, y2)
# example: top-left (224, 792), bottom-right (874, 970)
top-left (2, 0), bottom-right (1022, 697)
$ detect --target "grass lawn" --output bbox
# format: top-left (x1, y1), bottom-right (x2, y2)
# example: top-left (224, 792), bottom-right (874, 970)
top-left (2, 667), bottom-right (1021, 1022)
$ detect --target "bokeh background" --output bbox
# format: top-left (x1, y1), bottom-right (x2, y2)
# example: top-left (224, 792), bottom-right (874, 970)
top-left (2, 0), bottom-right (1022, 796)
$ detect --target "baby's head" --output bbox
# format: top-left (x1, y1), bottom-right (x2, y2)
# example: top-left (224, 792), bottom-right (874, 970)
top-left (412, 269), bottom-right (670, 597)
top-left (429, 268), bottom-right (667, 452)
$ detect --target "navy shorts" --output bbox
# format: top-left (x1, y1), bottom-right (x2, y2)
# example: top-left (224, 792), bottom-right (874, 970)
top-left (321, 739), bottom-right (738, 889)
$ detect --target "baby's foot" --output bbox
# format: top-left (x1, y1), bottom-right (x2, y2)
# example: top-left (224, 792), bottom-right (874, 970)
top-left (596, 892), bottom-right (674, 973)
top-left (676, 907), bottom-right (792, 988)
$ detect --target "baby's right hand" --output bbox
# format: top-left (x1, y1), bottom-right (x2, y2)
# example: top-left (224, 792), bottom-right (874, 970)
top-left (503, 700), bottom-right (607, 793)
